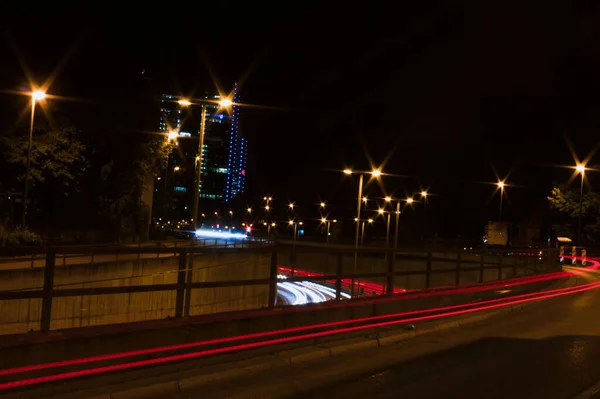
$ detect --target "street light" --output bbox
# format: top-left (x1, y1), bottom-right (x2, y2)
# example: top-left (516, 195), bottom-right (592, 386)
top-left (247, 207), bottom-right (252, 214)
top-left (288, 220), bottom-right (302, 242)
top-left (289, 203), bottom-right (295, 210)
top-left (497, 181), bottom-right (505, 221)
top-left (320, 202), bottom-right (326, 209)
top-left (343, 167), bottom-right (383, 296)
top-left (178, 97), bottom-right (233, 231)
top-left (22, 89), bottom-right (47, 226)
top-left (406, 197), bottom-right (414, 204)
top-left (173, 166), bottom-right (180, 172)
top-left (378, 208), bottom-right (392, 253)
top-left (576, 164), bottom-right (586, 244)
top-left (229, 210), bottom-right (233, 232)
top-left (321, 217), bottom-right (334, 244)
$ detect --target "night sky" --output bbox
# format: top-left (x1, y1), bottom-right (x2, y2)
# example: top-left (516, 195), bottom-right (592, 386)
top-left (1, 1), bottom-right (600, 237)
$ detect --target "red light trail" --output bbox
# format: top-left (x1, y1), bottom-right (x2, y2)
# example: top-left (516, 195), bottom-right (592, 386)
top-left (1, 272), bottom-right (599, 390)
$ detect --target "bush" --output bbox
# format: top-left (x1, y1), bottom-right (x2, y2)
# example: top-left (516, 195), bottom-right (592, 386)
top-left (4, 226), bottom-right (42, 247)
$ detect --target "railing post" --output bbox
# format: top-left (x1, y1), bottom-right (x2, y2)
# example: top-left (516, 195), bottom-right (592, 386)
top-left (184, 241), bottom-right (194, 318)
top-left (479, 252), bottom-right (485, 283)
top-left (335, 253), bottom-right (343, 300)
top-left (268, 251), bottom-right (278, 308)
top-left (455, 252), bottom-right (461, 286)
top-left (425, 252), bottom-right (432, 289)
top-left (386, 250), bottom-right (394, 294)
top-left (497, 255), bottom-right (503, 280)
top-left (40, 250), bottom-right (56, 332)
top-left (174, 249), bottom-right (187, 319)
top-left (513, 252), bottom-right (518, 277)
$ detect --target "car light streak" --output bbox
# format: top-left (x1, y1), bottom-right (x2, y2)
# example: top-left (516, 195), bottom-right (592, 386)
top-left (3, 276), bottom-right (600, 382)
top-left (2, 279), bottom-right (600, 391)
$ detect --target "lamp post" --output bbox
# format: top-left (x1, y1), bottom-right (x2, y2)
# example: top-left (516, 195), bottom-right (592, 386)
top-left (359, 218), bottom-right (373, 247)
top-left (229, 210), bottom-right (233, 232)
top-left (378, 208), bottom-right (392, 252)
top-left (576, 164), bottom-right (586, 244)
top-left (22, 90), bottom-right (47, 226)
top-left (497, 181), bottom-right (505, 222)
top-left (288, 220), bottom-right (302, 242)
top-left (178, 97), bottom-right (232, 232)
top-left (320, 217), bottom-right (336, 244)
top-left (344, 168), bottom-right (381, 297)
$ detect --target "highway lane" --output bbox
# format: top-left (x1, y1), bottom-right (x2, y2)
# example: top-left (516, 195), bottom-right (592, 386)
top-left (298, 267), bottom-right (600, 399)
top-left (0, 263), bottom-right (591, 398)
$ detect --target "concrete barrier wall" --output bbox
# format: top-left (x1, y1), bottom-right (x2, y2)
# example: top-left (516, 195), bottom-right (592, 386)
top-left (0, 252), bottom-right (271, 335)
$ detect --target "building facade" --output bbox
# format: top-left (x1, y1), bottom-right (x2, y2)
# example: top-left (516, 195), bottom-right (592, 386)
top-left (153, 85), bottom-right (247, 223)
top-left (200, 83), bottom-right (247, 203)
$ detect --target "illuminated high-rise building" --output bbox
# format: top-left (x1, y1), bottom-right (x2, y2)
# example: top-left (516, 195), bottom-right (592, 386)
top-left (200, 82), bottom-right (247, 203)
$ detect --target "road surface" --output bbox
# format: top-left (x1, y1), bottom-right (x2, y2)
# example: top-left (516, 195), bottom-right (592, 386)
top-left (162, 266), bottom-right (600, 399)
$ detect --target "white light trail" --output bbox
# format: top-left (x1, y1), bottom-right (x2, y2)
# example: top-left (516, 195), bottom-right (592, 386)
top-left (194, 229), bottom-right (247, 240)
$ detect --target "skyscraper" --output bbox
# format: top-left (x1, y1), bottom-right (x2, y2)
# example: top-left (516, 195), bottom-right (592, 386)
top-left (153, 84), bottom-right (247, 223)
top-left (200, 83), bottom-right (247, 203)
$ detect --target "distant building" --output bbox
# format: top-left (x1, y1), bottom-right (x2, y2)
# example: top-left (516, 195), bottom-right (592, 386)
top-left (153, 84), bottom-right (247, 223)
top-left (200, 83), bottom-right (247, 203)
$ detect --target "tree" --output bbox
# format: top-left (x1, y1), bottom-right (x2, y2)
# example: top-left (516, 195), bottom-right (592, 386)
top-left (548, 186), bottom-right (600, 240)
top-left (0, 121), bottom-right (87, 227)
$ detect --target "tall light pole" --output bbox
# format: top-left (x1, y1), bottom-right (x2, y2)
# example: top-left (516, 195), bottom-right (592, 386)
top-left (178, 97), bottom-right (232, 232)
top-left (344, 168), bottom-right (381, 297)
top-left (576, 164), bottom-right (586, 244)
top-left (497, 181), bottom-right (505, 222)
top-left (22, 90), bottom-right (47, 226)
top-left (388, 198), bottom-right (401, 250)
top-left (289, 220), bottom-right (302, 242)
top-left (378, 208), bottom-right (391, 251)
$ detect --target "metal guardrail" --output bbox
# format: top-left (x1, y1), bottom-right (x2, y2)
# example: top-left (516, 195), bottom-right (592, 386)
top-left (0, 245), bottom-right (560, 333)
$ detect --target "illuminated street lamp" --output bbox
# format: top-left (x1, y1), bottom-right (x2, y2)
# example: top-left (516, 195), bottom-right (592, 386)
top-left (178, 96), bottom-right (233, 231)
top-left (288, 220), bottom-right (302, 242)
top-left (320, 202), bottom-right (326, 209)
top-left (246, 207), bottom-right (252, 214)
top-left (576, 164), bottom-right (586, 243)
top-left (378, 208), bottom-right (392, 253)
top-left (497, 181), bottom-right (505, 221)
top-left (343, 168), bottom-right (383, 296)
top-left (173, 166), bottom-right (180, 172)
top-left (320, 217), bottom-right (336, 244)
top-left (22, 89), bottom-right (47, 226)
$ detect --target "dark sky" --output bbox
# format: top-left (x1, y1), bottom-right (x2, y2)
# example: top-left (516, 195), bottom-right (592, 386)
top-left (2, 1), bottom-right (600, 236)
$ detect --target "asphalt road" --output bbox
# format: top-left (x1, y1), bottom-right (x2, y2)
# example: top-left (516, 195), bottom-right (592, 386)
top-left (4, 267), bottom-right (600, 399)
top-left (299, 269), bottom-right (600, 399)
top-left (165, 267), bottom-right (600, 399)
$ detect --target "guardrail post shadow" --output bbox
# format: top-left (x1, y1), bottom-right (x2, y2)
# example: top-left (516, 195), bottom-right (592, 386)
top-left (479, 251), bottom-right (485, 283)
top-left (268, 251), bottom-right (278, 308)
top-left (174, 249), bottom-right (187, 319)
top-left (40, 250), bottom-right (56, 332)
top-left (425, 252), bottom-right (432, 289)
top-left (455, 252), bottom-right (461, 286)
top-left (335, 253), bottom-right (343, 300)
